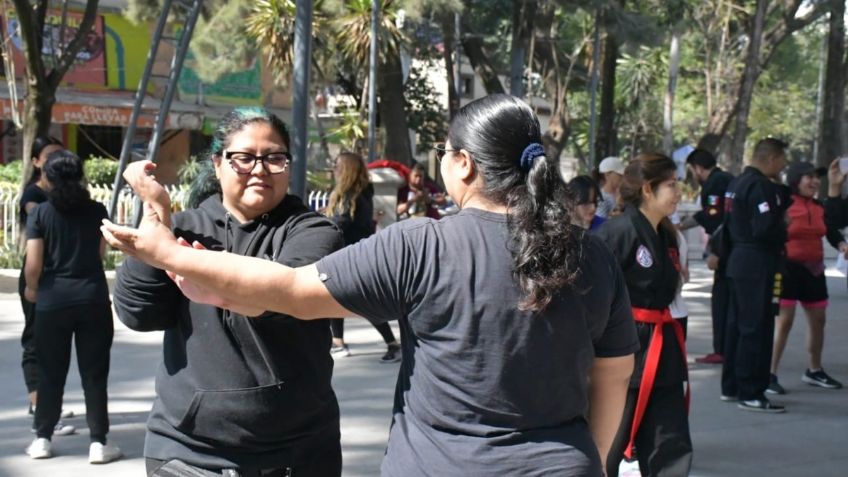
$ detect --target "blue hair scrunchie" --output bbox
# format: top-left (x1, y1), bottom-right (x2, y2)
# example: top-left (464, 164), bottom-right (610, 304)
top-left (519, 143), bottom-right (546, 172)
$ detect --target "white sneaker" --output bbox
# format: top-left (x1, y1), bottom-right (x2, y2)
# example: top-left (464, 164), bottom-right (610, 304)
top-left (26, 438), bottom-right (52, 459)
top-left (31, 421), bottom-right (76, 436)
top-left (89, 442), bottom-right (122, 464)
top-left (60, 409), bottom-right (75, 419)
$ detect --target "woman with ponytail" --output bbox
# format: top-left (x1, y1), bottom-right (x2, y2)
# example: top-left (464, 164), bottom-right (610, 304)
top-left (104, 94), bottom-right (638, 476)
top-left (596, 153), bottom-right (692, 477)
top-left (18, 136), bottom-right (69, 428)
top-left (24, 150), bottom-right (122, 463)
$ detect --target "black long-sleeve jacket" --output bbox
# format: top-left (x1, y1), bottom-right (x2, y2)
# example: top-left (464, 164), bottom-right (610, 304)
top-left (113, 194), bottom-right (344, 470)
top-left (724, 167), bottom-right (790, 279)
top-left (694, 168), bottom-right (734, 235)
top-left (824, 194), bottom-right (848, 249)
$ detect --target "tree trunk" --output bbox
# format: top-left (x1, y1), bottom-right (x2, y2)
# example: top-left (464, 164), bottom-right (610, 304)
top-left (596, 31), bottom-right (618, 161)
top-left (508, 0), bottom-right (536, 97)
top-left (20, 91), bottom-right (55, 186)
top-left (12, 0), bottom-right (100, 188)
top-left (706, 1), bottom-right (829, 166)
top-left (378, 50), bottom-right (413, 165)
top-left (534, 2), bottom-right (570, 164)
top-left (460, 19), bottom-right (506, 95)
top-left (817, 0), bottom-right (846, 170)
top-left (440, 14), bottom-right (460, 118)
top-left (728, 0), bottom-right (766, 174)
top-left (663, 27), bottom-right (682, 155)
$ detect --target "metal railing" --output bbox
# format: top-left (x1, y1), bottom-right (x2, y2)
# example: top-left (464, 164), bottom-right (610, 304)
top-left (0, 185), bottom-right (332, 249)
top-left (0, 184), bottom-right (190, 248)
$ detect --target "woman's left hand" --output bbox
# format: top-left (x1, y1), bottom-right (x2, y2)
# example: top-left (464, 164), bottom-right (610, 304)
top-left (24, 286), bottom-right (36, 302)
top-left (101, 202), bottom-right (178, 269)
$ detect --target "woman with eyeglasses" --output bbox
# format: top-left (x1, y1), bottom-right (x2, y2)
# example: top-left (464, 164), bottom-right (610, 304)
top-left (111, 107), bottom-right (345, 476)
top-left (104, 95), bottom-right (637, 476)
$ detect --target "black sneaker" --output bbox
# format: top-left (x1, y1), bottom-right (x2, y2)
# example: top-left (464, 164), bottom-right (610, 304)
top-left (737, 398), bottom-right (786, 413)
top-left (719, 394), bottom-right (738, 402)
top-left (380, 344), bottom-right (401, 364)
top-left (802, 369), bottom-right (843, 389)
top-left (766, 374), bottom-right (786, 395)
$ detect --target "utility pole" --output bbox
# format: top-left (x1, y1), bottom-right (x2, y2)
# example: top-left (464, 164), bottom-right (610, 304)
top-left (454, 12), bottom-right (462, 96)
top-left (367, 0), bottom-right (380, 163)
top-left (290, 0), bottom-right (313, 198)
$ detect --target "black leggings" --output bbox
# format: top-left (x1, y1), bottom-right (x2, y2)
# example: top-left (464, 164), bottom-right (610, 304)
top-left (34, 303), bottom-right (114, 442)
top-left (330, 318), bottom-right (396, 345)
top-left (19, 269), bottom-right (39, 393)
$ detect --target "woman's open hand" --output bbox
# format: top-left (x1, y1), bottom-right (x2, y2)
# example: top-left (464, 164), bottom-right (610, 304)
top-left (124, 161), bottom-right (172, 227)
top-left (101, 202), bottom-right (177, 269)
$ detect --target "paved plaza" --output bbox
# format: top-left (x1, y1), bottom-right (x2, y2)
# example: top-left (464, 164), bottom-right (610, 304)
top-left (0, 261), bottom-right (846, 476)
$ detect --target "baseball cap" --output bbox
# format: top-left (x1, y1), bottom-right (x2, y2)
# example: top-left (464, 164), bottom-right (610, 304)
top-left (786, 161), bottom-right (826, 187)
top-left (599, 156), bottom-right (625, 175)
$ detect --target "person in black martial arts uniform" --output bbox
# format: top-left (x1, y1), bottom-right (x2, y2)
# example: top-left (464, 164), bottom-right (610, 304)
top-left (680, 148), bottom-right (734, 365)
top-left (598, 153), bottom-right (692, 477)
top-left (722, 138), bottom-right (790, 413)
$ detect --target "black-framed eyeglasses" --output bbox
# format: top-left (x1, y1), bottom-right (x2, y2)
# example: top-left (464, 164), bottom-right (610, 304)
top-left (223, 150), bottom-right (292, 175)
top-left (433, 143), bottom-right (460, 162)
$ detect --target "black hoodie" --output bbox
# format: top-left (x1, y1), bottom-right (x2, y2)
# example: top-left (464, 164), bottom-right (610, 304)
top-left (113, 194), bottom-right (344, 470)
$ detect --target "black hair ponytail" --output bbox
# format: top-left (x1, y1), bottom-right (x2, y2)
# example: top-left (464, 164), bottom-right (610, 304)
top-left (448, 94), bottom-right (582, 312)
top-left (43, 150), bottom-right (90, 213)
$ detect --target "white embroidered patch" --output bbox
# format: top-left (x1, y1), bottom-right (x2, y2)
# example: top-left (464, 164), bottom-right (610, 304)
top-left (758, 202), bottom-right (770, 213)
top-left (636, 245), bottom-right (654, 268)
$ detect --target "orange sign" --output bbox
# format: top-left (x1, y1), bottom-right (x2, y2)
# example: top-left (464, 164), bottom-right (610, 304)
top-left (0, 99), bottom-right (162, 127)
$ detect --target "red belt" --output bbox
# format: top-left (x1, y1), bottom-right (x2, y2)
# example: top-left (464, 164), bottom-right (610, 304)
top-left (624, 307), bottom-right (690, 460)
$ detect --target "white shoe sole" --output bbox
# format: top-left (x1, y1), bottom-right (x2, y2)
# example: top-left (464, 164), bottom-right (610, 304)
top-left (801, 375), bottom-right (842, 389)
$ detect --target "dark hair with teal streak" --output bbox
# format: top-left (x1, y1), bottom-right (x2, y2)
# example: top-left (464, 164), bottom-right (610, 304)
top-left (187, 107), bottom-right (291, 209)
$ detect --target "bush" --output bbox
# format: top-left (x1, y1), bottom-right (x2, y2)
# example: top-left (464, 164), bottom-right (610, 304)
top-left (178, 155), bottom-right (202, 184)
top-left (0, 160), bottom-right (23, 184)
top-left (84, 157), bottom-right (119, 186)
top-left (0, 243), bottom-right (23, 269)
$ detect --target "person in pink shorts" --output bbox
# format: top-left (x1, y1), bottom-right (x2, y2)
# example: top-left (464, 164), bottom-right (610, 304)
top-left (768, 161), bottom-right (844, 394)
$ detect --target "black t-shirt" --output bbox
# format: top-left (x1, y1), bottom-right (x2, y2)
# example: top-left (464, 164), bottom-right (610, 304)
top-left (26, 200), bottom-right (109, 311)
top-left (316, 208), bottom-right (638, 476)
top-left (19, 183), bottom-right (48, 225)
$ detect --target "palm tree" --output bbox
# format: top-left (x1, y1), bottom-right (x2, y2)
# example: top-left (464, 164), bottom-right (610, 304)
top-left (331, 0), bottom-right (412, 164)
top-left (246, 0), bottom-right (327, 85)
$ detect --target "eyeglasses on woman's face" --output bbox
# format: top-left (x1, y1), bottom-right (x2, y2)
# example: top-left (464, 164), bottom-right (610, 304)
top-left (223, 150), bottom-right (292, 175)
top-left (433, 143), bottom-right (460, 163)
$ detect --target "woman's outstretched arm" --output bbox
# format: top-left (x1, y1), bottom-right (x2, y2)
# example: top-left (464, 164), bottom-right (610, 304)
top-left (105, 161), bottom-right (352, 320)
top-left (103, 205), bottom-right (351, 320)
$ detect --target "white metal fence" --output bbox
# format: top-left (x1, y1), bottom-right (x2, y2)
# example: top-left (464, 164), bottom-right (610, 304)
top-left (0, 184), bottom-right (190, 248)
top-left (0, 185), bottom-right (332, 249)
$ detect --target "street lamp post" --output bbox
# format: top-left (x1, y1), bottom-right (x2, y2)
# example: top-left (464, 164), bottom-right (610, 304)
top-left (290, 0), bottom-right (313, 198)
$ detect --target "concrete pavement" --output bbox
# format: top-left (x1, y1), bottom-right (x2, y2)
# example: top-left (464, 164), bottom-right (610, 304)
top-left (0, 261), bottom-right (846, 476)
